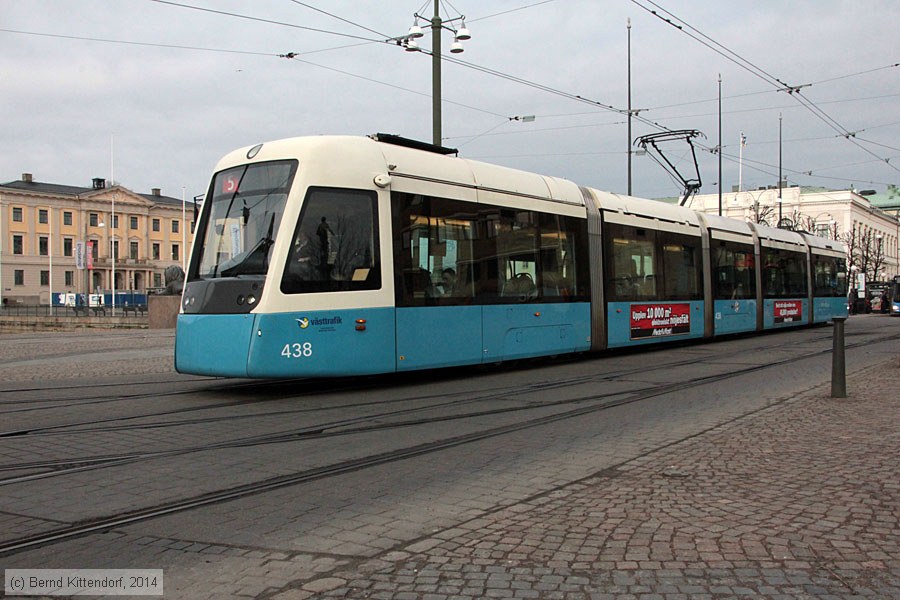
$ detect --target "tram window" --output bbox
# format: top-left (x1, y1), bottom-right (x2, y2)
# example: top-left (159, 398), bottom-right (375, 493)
top-left (393, 193), bottom-right (589, 306)
top-left (281, 187), bottom-right (381, 294)
top-left (392, 193), bottom-right (478, 306)
top-left (812, 255), bottom-right (847, 297)
top-left (659, 234), bottom-right (702, 300)
top-left (538, 212), bottom-right (582, 301)
top-left (496, 210), bottom-right (538, 300)
top-left (762, 248), bottom-right (807, 298)
top-left (605, 224), bottom-right (657, 301)
top-left (712, 241), bottom-right (756, 300)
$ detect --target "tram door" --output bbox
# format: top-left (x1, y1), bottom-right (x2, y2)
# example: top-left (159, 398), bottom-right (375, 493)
top-left (394, 205), bottom-right (484, 371)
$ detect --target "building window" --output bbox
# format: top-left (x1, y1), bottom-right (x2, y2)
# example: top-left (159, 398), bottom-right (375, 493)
top-left (90, 213), bottom-right (99, 227)
top-left (90, 240), bottom-right (99, 260)
top-left (63, 211), bottom-right (73, 226)
top-left (130, 216), bottom-right (139, 230)
top-left (65, 271), bottom-right (74, 286)
top-left (172, 244), bottom-right (180, 261)
top-left (13, 235), bottom-right (23, 255)
top-left (64, 238), bottom-right (74, 257)
top-left (130, 241), bottom-right (139, 260)
top-left (39, 236), bottom-right (49, 256)
top-left (41, 270), bottom-right (50, 286)
top-left (14, 270), bottom-right (24, 285)
top-left (111, 240), bottom-right (119, 259)
top-left (153, 273), bottom-right (163, 287)
top-left (152, 218), bottom-right (160, 232)
top-left (112, 215), bottom-right (119, 229)
top-left (152, 243), bottom-right (160, 260)
top-left (172, 220), bottom-right (180, 234)
top-left (12, 207), bottom-right (23, 222)
top-left (39, 209), bottom-right (49, 224)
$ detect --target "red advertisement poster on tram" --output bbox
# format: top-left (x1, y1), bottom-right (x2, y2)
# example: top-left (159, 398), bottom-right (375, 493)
top-left (630, 303), bottom-right (691, 339)
top-left (773, 300), bottom-right (802, 323)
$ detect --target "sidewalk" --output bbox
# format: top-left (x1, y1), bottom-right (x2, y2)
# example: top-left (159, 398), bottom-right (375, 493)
top-left (280, 358), bottom-right (900, 599)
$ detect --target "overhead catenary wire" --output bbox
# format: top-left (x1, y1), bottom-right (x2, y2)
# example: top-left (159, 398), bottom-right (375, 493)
top-left (0, 27), bottom-right (507, 120)
top-left (147, 0), bottom-right (382, 44)
top-left (629, 0), bottom-right (900, 175)
top-left (285, 0), bottom-right (392, 39)
top-left (144, 0), bottom-right (900, 178)
top-left (140, 0), bottom-right (673, 133)
top-left (5, 1), bottom-right (895, 193)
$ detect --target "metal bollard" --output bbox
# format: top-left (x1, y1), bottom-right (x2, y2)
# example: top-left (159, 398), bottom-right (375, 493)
top-left (831, 316), bottom-right (847, 398)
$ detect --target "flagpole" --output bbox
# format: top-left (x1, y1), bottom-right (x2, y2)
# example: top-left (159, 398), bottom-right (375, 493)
top-left (182, 187), bottom-right (187, 273)
top-left (111, 134), bottom-right (116, 317)
top-left (738, 131), bottom-right (744, 193)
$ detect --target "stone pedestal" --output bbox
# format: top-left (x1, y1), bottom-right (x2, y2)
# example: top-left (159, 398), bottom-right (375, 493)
top-left (148, 295), bottom-right (182, 329)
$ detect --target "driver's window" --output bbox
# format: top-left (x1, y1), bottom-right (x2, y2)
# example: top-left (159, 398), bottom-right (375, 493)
top-left (280, 188), bottom-right (381, 294)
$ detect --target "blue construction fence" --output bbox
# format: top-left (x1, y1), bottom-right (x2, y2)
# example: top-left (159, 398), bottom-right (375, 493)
top-left (52, 291), bottom-right (148, 308)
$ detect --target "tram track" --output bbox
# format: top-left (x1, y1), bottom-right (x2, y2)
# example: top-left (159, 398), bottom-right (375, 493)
top-left (4, 330), bottom-right (896, 556)
top-left (0, 327), bottom-right (842, 425)
top-left (0, 328), bottom-right (893, 467)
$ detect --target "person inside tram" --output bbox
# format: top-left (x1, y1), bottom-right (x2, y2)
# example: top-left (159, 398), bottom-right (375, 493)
top-left (316, 216), bottom-right (334, 278)
top-left (440, 267), bottom-right (457, 297)
top-left (291, 231), bottom-right (320, 280)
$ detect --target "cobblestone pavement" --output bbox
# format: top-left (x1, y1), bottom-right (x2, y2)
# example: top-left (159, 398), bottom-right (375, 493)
top-left (273, 360), bottom-right (900, 599)
top-left (0, 329), bottom-right (177, 382)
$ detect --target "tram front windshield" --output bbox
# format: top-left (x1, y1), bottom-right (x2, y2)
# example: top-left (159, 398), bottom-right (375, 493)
top-left (195, 160), bottom-right (298, 279)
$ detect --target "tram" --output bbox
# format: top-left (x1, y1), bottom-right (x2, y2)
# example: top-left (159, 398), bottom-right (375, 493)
top-left (175, 134), bottom-right (848, 378)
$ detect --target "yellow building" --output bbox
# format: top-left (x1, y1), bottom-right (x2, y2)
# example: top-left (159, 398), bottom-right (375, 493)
top-left (1, 173), bottom-right (195, 306)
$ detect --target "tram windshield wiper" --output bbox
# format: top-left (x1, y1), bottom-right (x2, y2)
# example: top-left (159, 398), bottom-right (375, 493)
top-left (218, 214), bottom-right (276, 277)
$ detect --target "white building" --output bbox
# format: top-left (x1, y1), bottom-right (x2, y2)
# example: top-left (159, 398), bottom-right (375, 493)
top-left (688, 185), bottom-right (899, 281)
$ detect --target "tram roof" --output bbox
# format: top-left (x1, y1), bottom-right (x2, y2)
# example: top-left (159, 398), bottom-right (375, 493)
top-left (224, 135), bottom-right (588, 208)
top-left (589, 189), bottom-right (704, 228)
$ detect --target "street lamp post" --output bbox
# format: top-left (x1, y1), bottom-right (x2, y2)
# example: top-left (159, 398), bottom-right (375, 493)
top-left (717, 74), bottom-right (722, 215)
top-left (430, 2), bottom-right (442, 147)
top-left (394, 0), bottom-right (470, 146)
top-left (778, 113), bottom-right (783, 226)
top-left (48, 205), bottom-right (53, 316)
top-left (112, 193), bottom-right (117, 315)
top-left (627, 18), bottom-right (632, 196)
top-left (182, 187), bottom-right (187, 273)
top-left (0, 195), bottom-right (4, 310)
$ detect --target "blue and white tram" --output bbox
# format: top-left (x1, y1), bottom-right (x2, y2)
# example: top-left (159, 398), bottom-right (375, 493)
top-left (175, 134), bottom-right (848, 378)
top-left (803, 233), bottom-right (849, 323)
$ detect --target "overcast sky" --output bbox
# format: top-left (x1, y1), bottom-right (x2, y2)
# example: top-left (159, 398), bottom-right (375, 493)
top-left (2, 0), bottom-right (898, 204)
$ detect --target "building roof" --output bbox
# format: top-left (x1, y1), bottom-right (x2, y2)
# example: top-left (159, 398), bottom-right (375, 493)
top-left (1, 177), bottom-right (184, 207)
top-left (2, 179), bottom-right (92, 196)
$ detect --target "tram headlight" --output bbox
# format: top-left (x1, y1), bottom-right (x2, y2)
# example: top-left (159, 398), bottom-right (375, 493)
top-left (247, 295), bottom-right (257, 305)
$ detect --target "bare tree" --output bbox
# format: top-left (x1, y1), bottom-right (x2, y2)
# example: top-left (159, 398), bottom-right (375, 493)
top-left (844, 227), bottom-right (887, 281)
top-left (871, 231), bottom-right (887, 281)
top-left (749, 200), bottom-right (776, 226)
top-left (841, 225), bottom-right (860, 275)
top-left (789, 210), bottom-right (841, 240)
